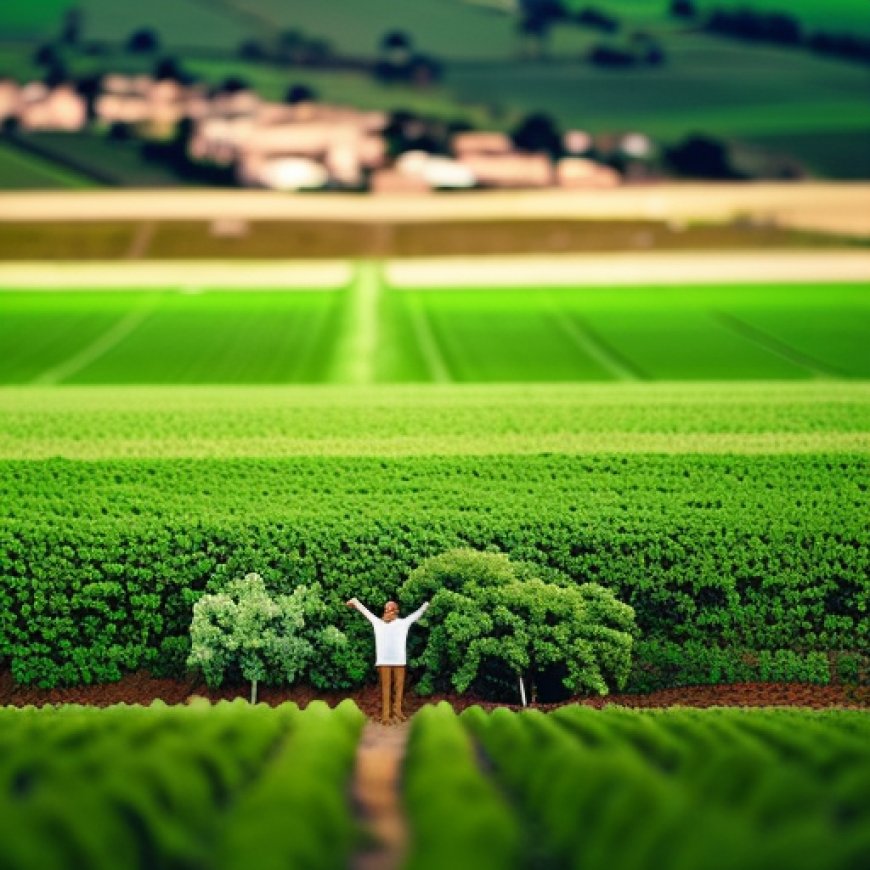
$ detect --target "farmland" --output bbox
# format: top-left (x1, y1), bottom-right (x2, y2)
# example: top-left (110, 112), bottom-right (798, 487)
top-left (0, 380), bottom-right (867, 691)
top-left (0, 699), bottom-right (364, 869)
top-left (1, 275), bottom-right (868, 384)
top-left (2, 701), bottom-right (868, 869)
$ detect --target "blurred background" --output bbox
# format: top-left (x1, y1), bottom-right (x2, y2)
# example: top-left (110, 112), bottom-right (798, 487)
top-left (1, 0), bottom-right (869, 196)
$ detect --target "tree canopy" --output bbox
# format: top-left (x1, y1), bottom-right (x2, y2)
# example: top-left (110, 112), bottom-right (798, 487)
top-left (401, 549), bottom-right (637, 703)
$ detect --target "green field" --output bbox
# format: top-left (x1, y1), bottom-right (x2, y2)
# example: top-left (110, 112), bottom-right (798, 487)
top-left (1, 278), bottom-right (867, 384)
top-left (0, 141), bottom-right (95, 190)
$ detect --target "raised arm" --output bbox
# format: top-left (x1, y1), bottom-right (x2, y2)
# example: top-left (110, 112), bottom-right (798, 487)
top-left (346, 597), bottom-right (379, 626)
top-left (404, 601), bottom-right (430, 625)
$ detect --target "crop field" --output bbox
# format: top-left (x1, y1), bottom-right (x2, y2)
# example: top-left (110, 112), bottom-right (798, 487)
top-left (1, 277), bottom-right (868, 384)
top-left (2, 701), bottom-right (868, 869)
top-left (0, 380), bottom-right (867, 691)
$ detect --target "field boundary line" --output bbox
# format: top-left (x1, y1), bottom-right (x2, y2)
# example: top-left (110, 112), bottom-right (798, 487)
top-left (32, 301), bottom-right (159, 385)
top-left (125, 221), bottom-right (156, 259)
top-left (330, 261), bottom-right (381, 384)
top-left (548, 302), bottom-right (642, 381)
top-left (405, 295), bottom-right (452, 383)
top-left (713, 312), bottom-right (842, 379)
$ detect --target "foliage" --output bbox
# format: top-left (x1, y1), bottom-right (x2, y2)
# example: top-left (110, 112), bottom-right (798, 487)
top-left (187, 573), bottom-right (347, 695)
top-left (401, 549), bottom-right (636, 700)
top-left (0, 446), bottom-right (866, 691)
top-left (462, 705), bottom-right (870, 870)
top-left (0, 700), bottom-right (363, 870)
top-left (404, 702), bottom-right (522, 870)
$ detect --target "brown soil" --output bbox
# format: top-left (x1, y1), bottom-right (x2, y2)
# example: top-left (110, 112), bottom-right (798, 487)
top-left (0, 218), bottom-right (863, 261)
top-left (352, 722), bottom-right (410, 870)
top-left (1, 670), bottom-right (866, 713)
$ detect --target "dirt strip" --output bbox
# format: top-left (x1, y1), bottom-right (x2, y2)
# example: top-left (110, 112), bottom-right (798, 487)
top-left (352, 722), bottom-right (411, 870)
top-left (1, 670), bottom-right (866, 711)
top-left (2, 185), bottom-right (870, 236)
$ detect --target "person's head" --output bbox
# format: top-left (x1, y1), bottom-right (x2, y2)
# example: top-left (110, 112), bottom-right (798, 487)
top-left (383, 600), bottom-right (399, 622)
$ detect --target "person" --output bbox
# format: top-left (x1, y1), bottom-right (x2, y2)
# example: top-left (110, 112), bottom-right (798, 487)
top-left (346, 597), bottom-right (430, 725)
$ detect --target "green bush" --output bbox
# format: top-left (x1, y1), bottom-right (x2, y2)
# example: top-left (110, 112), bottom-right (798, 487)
top-left (187, 572), bottom-right (347, 702)
top-left (401, 549), bottom-right (636, 701)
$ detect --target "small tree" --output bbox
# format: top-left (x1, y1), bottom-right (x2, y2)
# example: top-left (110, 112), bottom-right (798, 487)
top-left (401, 549), bottom-right (637, 704)
top-left (127, 27), bottom-right (160, 54)
top-left (187, 572), bottom-right (345, 703)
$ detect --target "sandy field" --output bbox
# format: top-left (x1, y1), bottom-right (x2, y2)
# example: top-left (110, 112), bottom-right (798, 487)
top-left (1, 250), bottom-right (866, 289)
top-left (0, 260), bottom-right (352, 289)
top-left (385, 249), bottom-right (870, 288)
top-left (1, 183), bottom-right (869, 236)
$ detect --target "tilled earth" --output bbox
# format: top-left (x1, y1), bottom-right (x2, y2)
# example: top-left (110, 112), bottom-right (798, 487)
top-left (1, 670), bottom-right (866, 713)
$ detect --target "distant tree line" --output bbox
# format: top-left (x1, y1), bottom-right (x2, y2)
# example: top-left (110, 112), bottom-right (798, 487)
top-left (517, 1), bottom-right (666, 66)
top-left (670, 1), bottom-right (870, 65)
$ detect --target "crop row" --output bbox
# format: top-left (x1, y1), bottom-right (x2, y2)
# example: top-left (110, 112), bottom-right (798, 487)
top-left (0, 699), bottom-right (363, 870)
top-left (1, 383), bottom-right (868, 460)
top-left (1, 452), bottom-right (866, 690)
top-left (413, 705), bottom-right (870, 870)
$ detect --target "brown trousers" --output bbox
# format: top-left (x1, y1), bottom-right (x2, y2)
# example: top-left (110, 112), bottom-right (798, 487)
top-left (377, 665), bottom-right (406, 724)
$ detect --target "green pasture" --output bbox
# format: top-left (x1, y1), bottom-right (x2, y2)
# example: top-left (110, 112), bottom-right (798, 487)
top-left (0, 141), bottom-right (95, 190)
top-left (2, 277), bottom-right (867, 385)
top-left (2, 1), bottom-right (869, 179)
top-left (689, 0), bottom-right (869, 34)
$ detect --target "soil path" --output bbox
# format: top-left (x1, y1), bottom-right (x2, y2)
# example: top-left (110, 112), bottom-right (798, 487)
top-left (2, 185), bottom-right (869, 237)
top-left (352, 721), bottom-right (411, 870)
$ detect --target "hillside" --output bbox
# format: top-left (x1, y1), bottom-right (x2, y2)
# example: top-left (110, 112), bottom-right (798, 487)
top-left (0, 0), bottom-right (868, 179)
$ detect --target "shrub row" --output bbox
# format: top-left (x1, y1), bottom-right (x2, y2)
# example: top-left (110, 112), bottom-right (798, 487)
top-left (0, 699), bottom-right (363, 870)
top-left (1, 454), bottom-right (866, 691)
top-left (404, 702), bottom-right (521, 870)
top-left (461, 705), bottom-right (870, 870)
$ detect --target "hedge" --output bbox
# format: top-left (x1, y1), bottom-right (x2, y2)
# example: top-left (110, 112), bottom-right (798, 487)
top-left (1, 454), bottom-right (866, 691)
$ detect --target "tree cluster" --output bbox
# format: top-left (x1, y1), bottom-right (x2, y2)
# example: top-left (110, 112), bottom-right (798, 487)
top-left (238, 29), bottom-right (335, 67)
top-left (400, 549), bottom-right (637, 703)
top-left (664, 133), bottom-right (744, 180)
top-left (695, 5), bottom-right (870, 65)
top-left (373, 30), bottom-right (443, 86)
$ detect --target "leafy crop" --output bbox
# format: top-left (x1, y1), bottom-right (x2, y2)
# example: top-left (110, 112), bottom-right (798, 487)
top-left (457, 705), bottom-right (870, 870)
top-left (0, 449), bottom-right (866, 691)
top-left (0, 699), bottom-right (364, 870)
top-left (404, 702), bottom-right (522, 870)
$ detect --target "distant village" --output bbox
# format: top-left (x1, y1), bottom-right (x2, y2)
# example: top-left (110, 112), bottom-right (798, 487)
top-left (0, 75), bottom-right (655, 192)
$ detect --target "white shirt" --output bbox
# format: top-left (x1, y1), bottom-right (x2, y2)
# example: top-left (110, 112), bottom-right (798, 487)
top-left (354, 601), bottom-right (429, 666)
